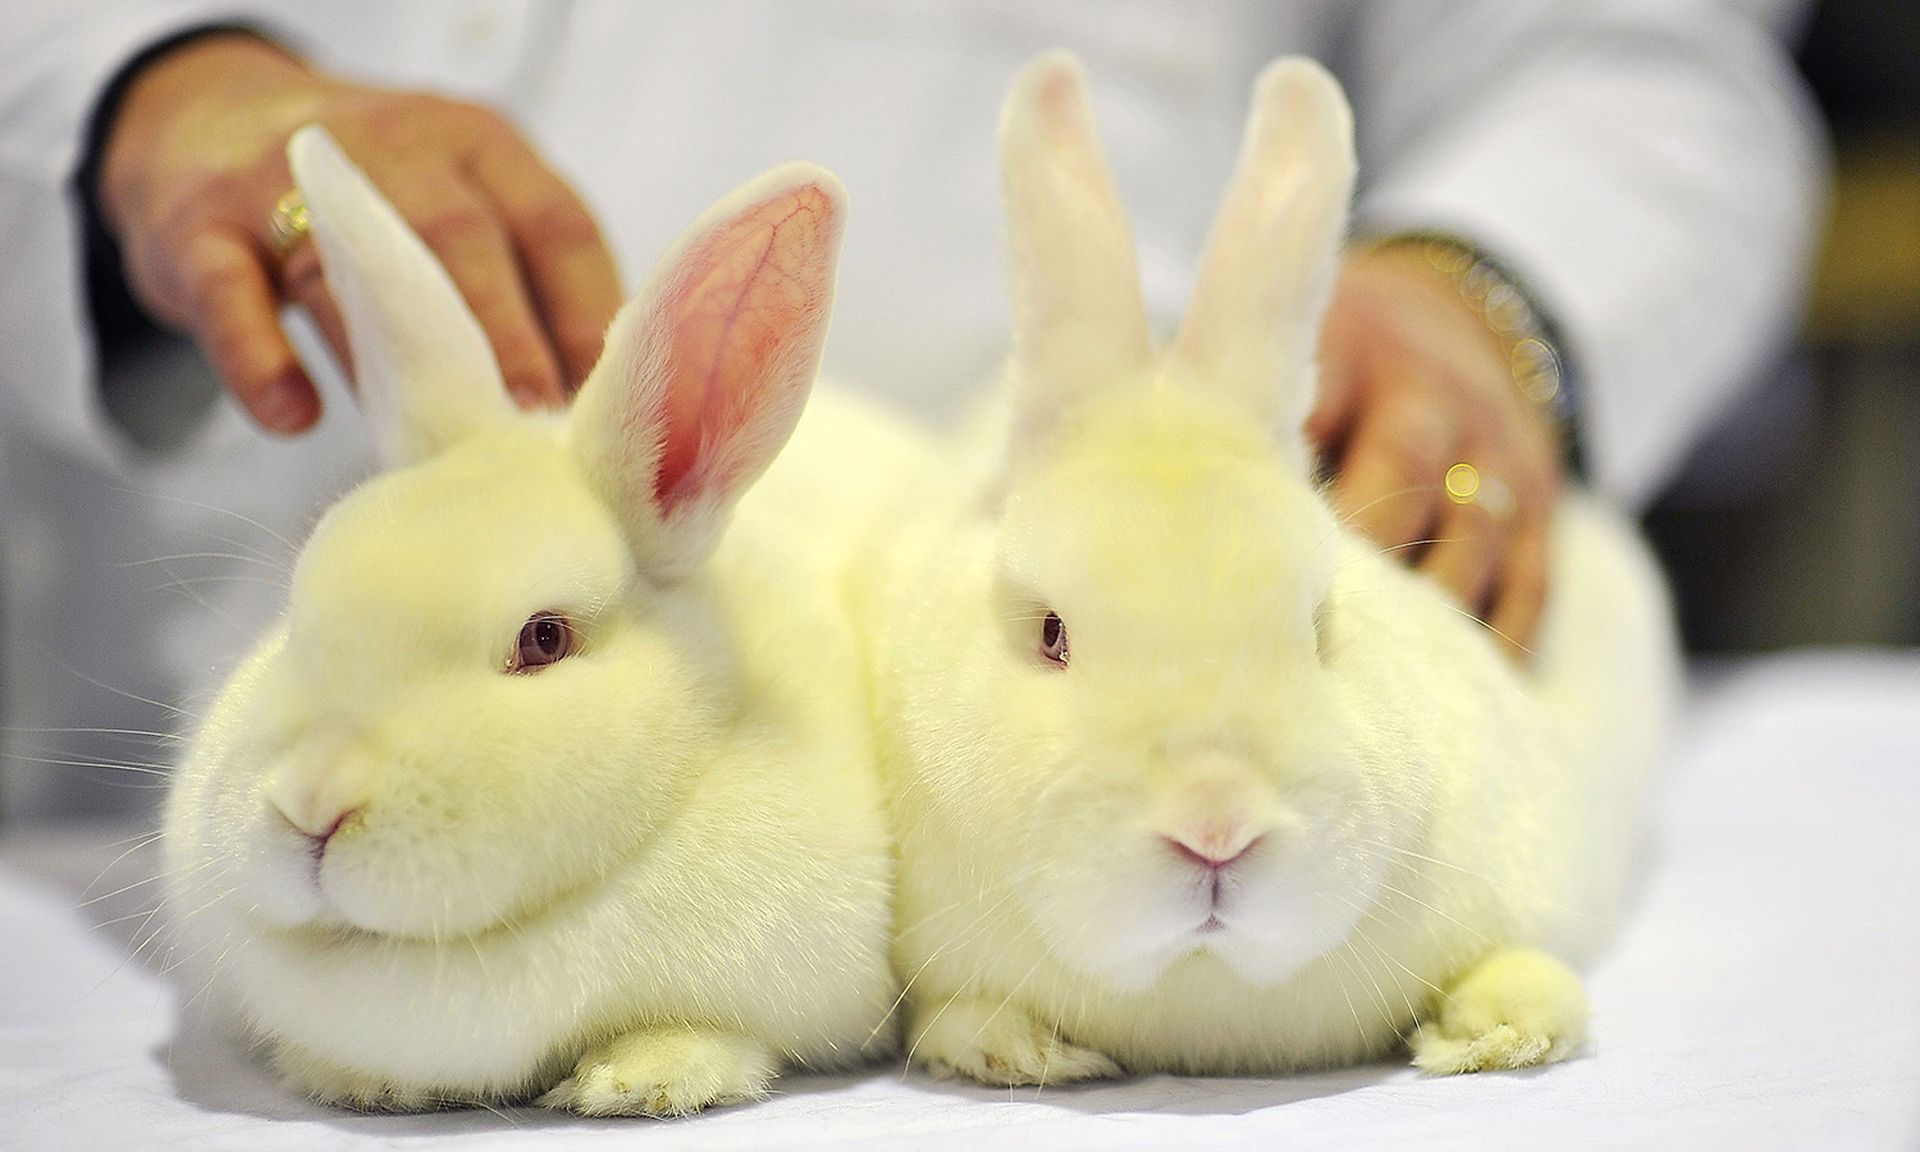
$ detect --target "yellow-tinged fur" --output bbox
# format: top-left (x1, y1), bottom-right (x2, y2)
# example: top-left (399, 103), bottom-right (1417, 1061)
top-left (163, 130), bottom-right (900, 1114)
top-left (857, 54), bottom-right (1680, 1083)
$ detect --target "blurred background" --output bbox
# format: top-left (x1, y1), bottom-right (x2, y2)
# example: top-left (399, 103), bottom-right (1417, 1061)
top-left (0, 1), bottom-right (1915, 823)
top-left (1646, 0), bottom-right (1920, 651)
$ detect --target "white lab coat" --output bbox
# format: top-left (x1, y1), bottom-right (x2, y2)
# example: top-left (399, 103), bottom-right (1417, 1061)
top-left (0, 0), bottom-right (1824, 816)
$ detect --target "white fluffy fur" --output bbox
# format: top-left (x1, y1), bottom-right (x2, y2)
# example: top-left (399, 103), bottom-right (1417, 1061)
top-left (856, 54), bottom-right (1682, 1083)
top-left (163, 131), bottom-right (896, 1114)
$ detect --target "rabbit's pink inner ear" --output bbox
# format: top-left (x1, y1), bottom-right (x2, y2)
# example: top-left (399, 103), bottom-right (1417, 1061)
top-left (651, 183), bottom-right (838, 512)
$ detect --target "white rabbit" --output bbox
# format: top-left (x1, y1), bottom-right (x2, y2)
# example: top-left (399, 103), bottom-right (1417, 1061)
top-left (860, 53), bottom-right (1681, 1084)
top-left (161, 126), bottom-right (899, 1116)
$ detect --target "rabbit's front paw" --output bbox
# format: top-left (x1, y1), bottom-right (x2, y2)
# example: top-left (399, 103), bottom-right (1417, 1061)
top-left (1412, 948), bottom-right (1588, 1074)
top-left (271, 1041), bottom-right (443, 1111)
top-left (537, 1026), bottom-right (776, 1117)
top-left (909, 995), bottom-right (1121, 1086)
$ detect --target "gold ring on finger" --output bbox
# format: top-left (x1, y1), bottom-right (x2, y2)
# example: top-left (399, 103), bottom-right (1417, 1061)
top-left (268, 189), bottom-right (311, 257)
top-left (1445, 462), bottom-right (1515, 524)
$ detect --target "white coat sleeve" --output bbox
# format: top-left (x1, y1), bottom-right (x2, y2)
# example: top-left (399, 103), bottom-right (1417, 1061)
top-left (1346, 0), bottom-right (1828, 508)
top-left (0, 2), bottom-right (255, 469)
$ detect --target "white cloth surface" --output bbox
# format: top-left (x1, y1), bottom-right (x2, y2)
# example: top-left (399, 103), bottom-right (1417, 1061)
top-left (3, 650), bottom-right (1916, 1151)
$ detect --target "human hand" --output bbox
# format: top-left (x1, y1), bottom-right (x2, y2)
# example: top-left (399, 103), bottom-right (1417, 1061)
top-left (96, 32), bottom-right (621, 434)
top-left (1310, 244), bottom-right (1564, 657)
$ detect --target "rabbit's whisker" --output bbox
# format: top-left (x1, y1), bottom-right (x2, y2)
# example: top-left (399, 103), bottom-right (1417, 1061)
top-left (77, 905), bottom-right (175, 1002)
top-left (1, 751), bottom-right (172, 775)
top-left (46, 659), bottom-right (190, 719)
top-left (1368, 879), bottom-right (1493, 948)
top-left (114, 551), bottom-right (291, 572)
top-left (1329, 892), bottom-right (1451, 1007)
top-left (1348, 922), bottom-right (1424, 1038)
top-left (146, 573), bottom-right (293, 594)
top-left (0, 724), bottom-right (182, 743)
top-left (1332, 939), bottom-right (1401, 1039)
top-left (465, 1094), bottom-right (522, 1126)
top-left (148, 554), bottom-right (249, 629)
top-left (1370, 536), bottom-right (1458, 558)
top-left (901, 989), bottom-right (960, 1078)
top-left (1439, 602), bottom-right (1534, 657)
top-left (967, 955), bottom-right (1045, 1046)
top-left (73, 870), bottom-right (173, 910)
top-left (1316, 918), bottom-right (1371, 1049)
top-left (77, 828), bottom-right (168, 900)
top-left (116, 486), bottom-right (300, 552)
top-left (148, 881), bottom-right (239, 948)
top-left (1353, 840), bottom-right (1613, 924)
top-left (893, 869), bottom-right (1043, 1072)
top-left (1332, 483), bottom-right (1444, 530)
top-left (178, 931), bottom-right (240, 1012)
top-left (874, 881), bottom-right (1026, 1047)
top-left (1034, 1011), bottom-right (1065, 1097)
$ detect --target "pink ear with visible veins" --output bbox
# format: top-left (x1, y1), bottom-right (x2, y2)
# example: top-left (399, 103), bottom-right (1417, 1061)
top-left (572, 163), bottom-right (845, 578)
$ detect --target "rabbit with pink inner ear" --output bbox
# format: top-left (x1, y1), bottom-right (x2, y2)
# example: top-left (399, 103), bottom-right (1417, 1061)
top-left (857, 52), bottom-right (1681, 1084)
top-left (161, 126), bottom-right (902, 1115)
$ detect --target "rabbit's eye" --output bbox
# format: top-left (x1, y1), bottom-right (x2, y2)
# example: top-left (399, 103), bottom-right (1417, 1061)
top-left (511, 611), bottom-right (575, 673)
top-left (1039, 611), bottom-right (1070, 666)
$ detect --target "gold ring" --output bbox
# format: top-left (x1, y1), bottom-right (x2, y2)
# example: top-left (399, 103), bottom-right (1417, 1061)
top-left (1445, 462), bottom-right (1515, 522)
top-left (268, 189), bottom-right (310, 256)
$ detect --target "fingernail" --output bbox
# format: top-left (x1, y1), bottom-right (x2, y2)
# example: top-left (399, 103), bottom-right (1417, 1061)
top-left (258, 376), bottom-right (315, 433)
top-left (509, 384), bottom-right (549, 410)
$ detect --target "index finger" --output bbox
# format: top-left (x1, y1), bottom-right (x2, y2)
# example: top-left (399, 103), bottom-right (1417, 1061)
top-left (468, 132), bottom-right (622, 390)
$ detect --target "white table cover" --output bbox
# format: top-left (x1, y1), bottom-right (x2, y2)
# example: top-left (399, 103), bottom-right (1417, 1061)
top-left (4, 651), bottom-right (1917, 1151)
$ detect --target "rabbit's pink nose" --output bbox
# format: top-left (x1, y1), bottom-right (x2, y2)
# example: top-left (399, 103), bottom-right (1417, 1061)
top-left (275, 797), bottom-right (363, 844)
top-left (1164, 831), bottom-right (1264, 872)
top-left (307, 809), bottom-right (357, 844)
top-left (266, 749), bottom-right (374, 843)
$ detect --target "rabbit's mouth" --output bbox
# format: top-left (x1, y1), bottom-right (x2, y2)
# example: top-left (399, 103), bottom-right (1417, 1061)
top-left (1022, 823), bottom-right (1383, 993)
top-left (1174, 849), bottom-right (1249, 938)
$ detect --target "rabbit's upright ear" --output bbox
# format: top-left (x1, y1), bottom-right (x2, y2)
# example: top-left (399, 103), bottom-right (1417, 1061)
top-left (288, 126), bottom-right (512, 467)
top-left (999, 52), bottom-right (1152, 446)
top-left (571, 163), bottom-right (844, 578)
top-left (1170, 59), bottom-right (1354, 467)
